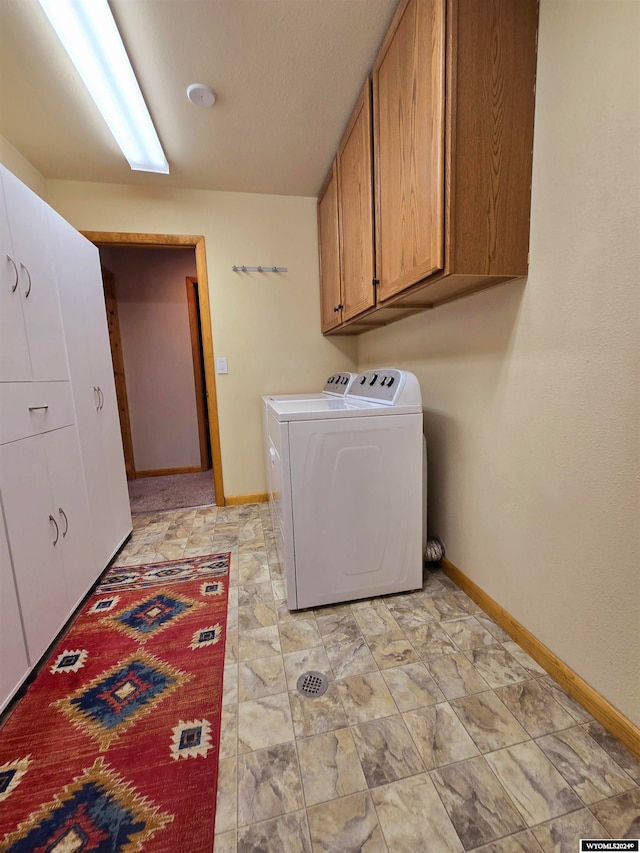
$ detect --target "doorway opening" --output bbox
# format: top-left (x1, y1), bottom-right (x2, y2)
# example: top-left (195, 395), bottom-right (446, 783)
top-left (83, 231), bottom-right (225, 508)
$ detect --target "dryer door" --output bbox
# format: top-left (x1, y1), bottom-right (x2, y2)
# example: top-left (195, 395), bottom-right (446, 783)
top-left (288, 413), bottom-right (423, 608)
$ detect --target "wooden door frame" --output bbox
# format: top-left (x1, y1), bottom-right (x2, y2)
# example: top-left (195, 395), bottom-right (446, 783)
top-left (81, 231), bottom-right (226, 506)
top-left (185, 276), bottom-right (211, 471)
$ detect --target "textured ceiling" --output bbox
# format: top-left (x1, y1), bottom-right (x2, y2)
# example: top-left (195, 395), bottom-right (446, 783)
top-left (0, 0), bottom-right (398, 196)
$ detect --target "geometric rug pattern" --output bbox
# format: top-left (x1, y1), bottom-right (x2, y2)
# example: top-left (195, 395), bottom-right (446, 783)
top-left (0, 553), bottom-right (230, 852)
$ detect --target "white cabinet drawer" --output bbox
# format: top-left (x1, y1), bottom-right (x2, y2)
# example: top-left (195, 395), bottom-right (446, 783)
top-left (0, 381), bottom-right (75, 445)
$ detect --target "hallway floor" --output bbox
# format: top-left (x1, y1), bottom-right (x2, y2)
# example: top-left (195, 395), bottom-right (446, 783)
top-left (116, 505), bottom-right (640, 852)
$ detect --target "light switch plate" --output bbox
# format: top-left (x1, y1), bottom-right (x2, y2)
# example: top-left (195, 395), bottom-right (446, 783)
top-left (216, 357), bottom-right (228, 374)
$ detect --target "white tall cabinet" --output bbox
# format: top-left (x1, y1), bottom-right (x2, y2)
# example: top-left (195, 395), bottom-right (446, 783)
top-left (0, 165), bottom-right (132, 712)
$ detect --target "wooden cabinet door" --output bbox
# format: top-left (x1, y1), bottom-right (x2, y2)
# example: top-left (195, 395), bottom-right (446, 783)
top-left (338, 80), bottom-right (376, 321)
top-left (0, 166), bottom-right (69, 382)
top-left (317, 161), bottom-right (343, 332)
top-left (373, 0), bottom-right (446, 301)
top-left (0, 435), bottom-right (69, 663)
top-left (0, 507), bottom-right (30, 711)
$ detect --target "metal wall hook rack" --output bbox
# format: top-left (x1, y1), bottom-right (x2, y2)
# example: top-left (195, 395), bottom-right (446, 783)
top-left (232, 265), bottom-right (287, 273)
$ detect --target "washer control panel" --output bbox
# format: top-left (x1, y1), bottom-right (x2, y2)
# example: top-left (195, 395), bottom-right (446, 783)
top-left (323, 372), bottom-right (356, 396)
top-left (346, 369), bottom-right (422, 406)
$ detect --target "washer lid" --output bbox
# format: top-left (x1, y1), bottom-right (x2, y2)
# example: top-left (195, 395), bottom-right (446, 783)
top-left (266, 395), bottom-right (421, 422)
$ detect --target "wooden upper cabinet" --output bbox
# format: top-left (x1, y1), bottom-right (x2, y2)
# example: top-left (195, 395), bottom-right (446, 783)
top-left (318, 0), bottom-right (539, 334)
top-left (337, 80), bottom-right (376, 321)
top-left (373, 0), bottom-right (445, 302)
top-left (317, 161), bottom-right (342, 332)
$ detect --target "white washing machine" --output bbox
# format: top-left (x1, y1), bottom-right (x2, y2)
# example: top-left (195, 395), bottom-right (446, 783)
top-left (263, 368), bottom-right (424, 610)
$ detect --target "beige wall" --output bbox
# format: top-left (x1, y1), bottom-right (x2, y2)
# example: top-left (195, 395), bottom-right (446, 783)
top-left (45, 181), bottom-right (358, 497)
top-left (357, 0), bottom-right (640, 726)
top-left (0, 136), bottom-right (48, 200)
top-left (100, 246), bottom-right (200, 473)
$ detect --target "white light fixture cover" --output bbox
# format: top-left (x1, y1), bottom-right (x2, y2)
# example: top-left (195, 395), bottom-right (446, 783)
top-left (38, 0), bottom-right (169, 174)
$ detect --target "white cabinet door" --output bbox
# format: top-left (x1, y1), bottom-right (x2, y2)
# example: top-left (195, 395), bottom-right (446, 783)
top-left (0, 435), bottom-right (70, 663)
top-left (50, 210), bottom-right (132, 568)
top-left (46, 425), bottom-right (96, 612)
top-left (0, 503), bottom-right (30, 711)
top-left (0, 184), bottom-right (31, 382)
top-left (0, 166), bottom-right (68, 382)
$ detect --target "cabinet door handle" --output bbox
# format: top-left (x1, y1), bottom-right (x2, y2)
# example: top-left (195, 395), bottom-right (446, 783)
top-left (49, 514), bottom-right (60, 546)
top-left (6, 254), bottom-right (18, 292)
top-left (94, 386), bottom-right (100, 410)
top-left (97, 386), bottom-right (104, 410)
top-left (20, 263), bottom-right (32, 298)
top-left (28, 405), bottom-right (49, 411)
top-left (59, 507), bottom-right (69, 537)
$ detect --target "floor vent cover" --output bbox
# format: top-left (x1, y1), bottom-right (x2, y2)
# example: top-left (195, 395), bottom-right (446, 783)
top-left (296, 671), bottom-right (329, 698)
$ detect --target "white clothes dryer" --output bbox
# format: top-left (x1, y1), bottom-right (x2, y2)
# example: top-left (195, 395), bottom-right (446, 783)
top-left (264, 371), bottom-right (357, 403)
top-left (263, 368), bottom-right (424, 610)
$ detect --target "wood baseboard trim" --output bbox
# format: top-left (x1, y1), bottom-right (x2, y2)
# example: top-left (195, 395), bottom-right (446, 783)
top-left (224, 493), bottom-right (268, 506)
top-left (441, 557), bottom-right (640, 761)
top-left (136, 467), bottom-right (202, 478)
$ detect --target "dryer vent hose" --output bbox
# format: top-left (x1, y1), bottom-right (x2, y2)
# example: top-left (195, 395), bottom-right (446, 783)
top-left (425, 539), bottom-right (445, 563)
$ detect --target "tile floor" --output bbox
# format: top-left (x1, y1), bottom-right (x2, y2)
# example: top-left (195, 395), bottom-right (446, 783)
top-left (117, 503), bottom-right (640, 853)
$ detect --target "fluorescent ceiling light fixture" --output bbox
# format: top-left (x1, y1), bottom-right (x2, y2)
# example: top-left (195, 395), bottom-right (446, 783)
top-left (38, 0), bottom-right (169, 174)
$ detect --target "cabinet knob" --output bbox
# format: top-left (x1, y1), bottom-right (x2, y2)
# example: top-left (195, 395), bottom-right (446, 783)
top-left (334, 304), bottom-right (344, 312)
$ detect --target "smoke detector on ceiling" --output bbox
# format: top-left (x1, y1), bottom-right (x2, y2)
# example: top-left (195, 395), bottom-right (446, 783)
top-left (186, 84), bottom-right (216, 108)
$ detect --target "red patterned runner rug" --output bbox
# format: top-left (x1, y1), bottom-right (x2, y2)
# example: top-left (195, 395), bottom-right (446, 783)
top-left (0, 552), bottom-right (230, 852)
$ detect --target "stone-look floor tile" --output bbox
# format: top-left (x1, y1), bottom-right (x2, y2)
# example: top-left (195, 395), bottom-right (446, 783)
top-left (538, 677), bottom-right (593, 723)
top-left (238, 580), bottom-right (273, 607)
top-left (237, 742), bottom-right (304, 826)
top-left (403, 702), bottom-right (479, 769)
top-left (432, 755), bottom-right (526, 850)
top-left (278, 618), bottom-right (322, 654)
top-left (224, 628), bottom-right (239, 665)
top-left (365, 631), bottom-right (420, 670)
top-left (471, 830), bottom-right (544, 852)
top-left (271, 579), bottom-right (285, 600)
top-left (223, 664), bottom-right (238, 706)
top-left (472, 614), bottom-right (512, 643)
top-left (315, 610), bottom-right (363, 645)
top-left (215, 756), bottom-right (238, 834)
top-left (164, 522), bottom-right (194, 541)
top-left (213, 829), bottom-right (237, 853)
top-left (336, 671), bottom-right (398, 725)
top-left (371, 774), bottom-right (463, 853)
top-left (450, 691), bottom-right (529, 753)
top-left (238, 655), bottom-right (287, 701)
top-left (390, 608), bottom-right (436, 632)
top-left (238, 552), bottom-right (270, 585)
top-left (289, 681), bottom-right (348, 738)
top-left (112, 550), bottom-right (159, 567)
top-left (584, 721), bottom-right (640, 785)
top-left (441, 617), bottom-right (500, 651)
top-left (426, 652), bottom-right (491, 700)
top-left (485, 742), bottom-right (584, 826)
top-left (237, 693), bottom-right (295, 753)
top-left (351, 714), bottom-right (425, 787)
top-left (238, 624), bottom-right (281, 661)
top-left (237, 600), bottom-right (277, 631)
top-left (283, 647), bottom-right (333, 691)
top-left (186, 532), bottom-right (217, 550)
top-left (501, 641), bottom-right (547, 677)
top-left (325, 637), bottom-right (378, 679)
top-left (465, 646), bottom-right (531, 688)
top-left (381, 662), bottom-right (445, 712)
top-left (495, 681), bottom-right (579, 739)
top-left (352, 600), bottom-right (401, 636)
top-left (532, 809), bottom-right (610, 853)
top-left (536, 726), bottom-right (636, 805)
top-left (237, 811), bottom-right (312, 853)
top-left (306, 791), bottom-right (388, 853)
top-left (590, 788), bottom-right (640, 839)
top-left (297, 727), bottom-right (367, 806)
top-left (404, 621), bottom-right (459, 660)
top-left (220, 703), bottom-right (238, 759)
top-left (423, 591), bottom-right (472, 621)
